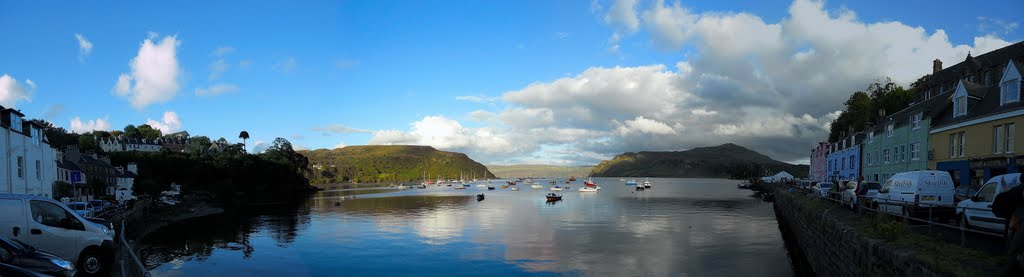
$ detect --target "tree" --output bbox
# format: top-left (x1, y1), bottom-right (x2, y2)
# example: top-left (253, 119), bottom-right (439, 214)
top-left (78, 134), bottom-right (99, 152)
top-left (110, 130), bottom-right (124, 137)
top-left (124, 124), bottom-right (141, 139)
top-left (239, 131), bottom-right (250, 149)
top-left (186, 136), bottom-right (213, 154)
top-left (29, 119), bottom-right (78, 149)
top-left (137, 124), bottom-right (162, 140)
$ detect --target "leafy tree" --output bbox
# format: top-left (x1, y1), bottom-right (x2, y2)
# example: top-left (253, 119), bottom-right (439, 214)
top-left (124, 124), bottom-right (140, 139)
top-left (78, 134), bottom-right (99, 152)
top-left (137, 124), bottom-right (162, 140)
top-left (29, 119), bottom-right (78, 149)
top-left (187, 136), bottom-right (213, 154)
top-left (828, 78), bottom-right (914, 142)
top-left (110, 130), bottom-right (124, 137)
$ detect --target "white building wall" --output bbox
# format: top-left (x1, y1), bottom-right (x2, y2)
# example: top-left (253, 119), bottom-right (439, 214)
top-left (0, 123), bottom-right (57, 198)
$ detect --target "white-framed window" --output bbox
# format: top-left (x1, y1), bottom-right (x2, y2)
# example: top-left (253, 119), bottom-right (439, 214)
top-left (995, 125), bottom-right (1005, 154)
top-left (17, 156), bottom-right (24, 178)
top-left (868, 131), bottom-right (874, 142)
top-left (958, 132), bottom-right (965, 157)
top-left (911, 142), bottom-right (921, 160)
top-left (900, 144), bottom-right (907, 162)
top-left (1007, 123), bottom-right (1016, 154)
top-left (849, 155), bottom-right (854, 168)
top-left (883, 149), bottom-right (890, 164)
top-left (841, 157), bottom-right (846, 170)
top-left (887, 124), bottom-right (894, 137)
top-left (954, 95), bottom-right (968, 117)
top-left (35, 160), bottom-right (40, 180)
top-left (1002, 79), bottom-right (1020, 105)
top-left (949, 133), bottom-right (957, 158)
top-left (911, 113), bottom-right (922, 129)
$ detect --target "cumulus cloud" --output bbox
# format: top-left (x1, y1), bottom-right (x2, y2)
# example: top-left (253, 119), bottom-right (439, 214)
top-left (211, 46), bottom-right (235, 57)
top-left (274, 57), bottom-right (297, 72)
top-left (145, 111), bottom-right (182, 134)
top-left (69, 116), bottom-right (111, 134)
top-left (369, 116), bottom-right (523, 160)
top-left (0, 74), bottom-right (34, 108)
top-left (252, 140), bottom-right (270, 153)
top-left (113, 34), bottom-right (181, 109)
top-left (195, 83), bottom-right (239, 97)
top-left (312, 124), bottom-right (370, 135)
top-left (43, 104), bottom-right (66, 120)
top-left (333, 140), bottom-right (347, 149)
top-left (209, 59), bottom-right (230, 80)
top-left (455, 95), bottom-right (500, 104)
top-left (74, 33), bottom-right (93, 62)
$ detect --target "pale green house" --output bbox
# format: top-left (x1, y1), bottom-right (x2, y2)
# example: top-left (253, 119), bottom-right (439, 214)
top-left (861, 91), bottom-right (950, 182)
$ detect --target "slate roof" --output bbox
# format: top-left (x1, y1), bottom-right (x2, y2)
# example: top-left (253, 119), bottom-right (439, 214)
top-left (931, 82), bottom-right (1021, 129)
top-left (915, 41), bottom-right (1024, 101)
top-left (56, 160), bottom-right (81, 171)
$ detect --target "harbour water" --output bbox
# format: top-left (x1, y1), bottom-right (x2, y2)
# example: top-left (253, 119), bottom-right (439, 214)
top-left (141, 178), bottom-right (801, 276)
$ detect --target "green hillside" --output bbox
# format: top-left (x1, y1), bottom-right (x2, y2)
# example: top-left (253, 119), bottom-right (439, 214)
top-left (299, 145), bottom-right (495, 184)
top-left (590, 143), bottom-right (808, 179)
top-left (485, 164), bottom-right (595, 178)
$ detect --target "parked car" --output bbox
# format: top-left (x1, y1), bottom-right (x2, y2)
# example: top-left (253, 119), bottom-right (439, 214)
top-left (0, 263), bottom-right (47, 277)
top-left (957, 173), bottom-right (1021, 232)
top-left (68, 202), bottom-right (90, 218)
top-left (842, 181), bottom-right (881, 210)
top-left (954, 184), bottom-right (981, 204)
top-left (873, 171), bottom-right (955, 220)
top-left (0, 236), bottom-right (76, 277)
top-left (0, 194), bottom-right (115, 276)
top-left (813, 182), bottom-right (834, 199)
top-left (87, 200), bottom-right (111, 215)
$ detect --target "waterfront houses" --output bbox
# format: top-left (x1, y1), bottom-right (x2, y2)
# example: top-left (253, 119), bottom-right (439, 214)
top-left (861, 91), bottom-right (948, 182)
top-left (826, 132), bottom-right (864, 182)
top-left (100, 136), bottom-right (163, 152)
top-left (929, 53), bottom-right (1024, 187)
top-left (809, 141), bottom-right (830, 182)
top-left (0, 108), bottom-right (58, 198)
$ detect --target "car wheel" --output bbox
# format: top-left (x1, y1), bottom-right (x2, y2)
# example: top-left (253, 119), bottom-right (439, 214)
top-left (959, 214), bottom-right (970, 229)
top-left (78, 249), bottom-right (105, 276)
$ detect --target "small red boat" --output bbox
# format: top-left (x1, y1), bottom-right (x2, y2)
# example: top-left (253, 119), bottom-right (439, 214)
top-left (584, 179), bottom-right (596, 187)
top-left (569, 176), bottom-right (576, 181)
top-left (546, 193), bottom-right (562, 201)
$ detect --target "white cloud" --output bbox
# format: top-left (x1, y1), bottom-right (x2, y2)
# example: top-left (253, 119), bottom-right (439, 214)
top-left (0, 74), bottom-right (34, 108)
top-left (614, 116), bottom-right (676, 135)
top-left (274, 57), bottom-right (297, 72)
top-left (211, 46), bottom-right (235, 57)
top-left (195, 83), bottom-right (239, 97)
top-left (74, 33), bottom-right (93, 62)
top-left (312, 124), bottom-right (370, 135)
top-left (454, 95), bottom-right (499, 104)
top-left (209, 59), bottom-right (230, 80)
top-left (252, 140), bottom-right (270, 153)
top-left (114, 34), bottom-right (181, 109)
top-left (145, 111), bottom-right (182, 134)
top-left (605, 0), bottom-right (639, 34)
top-left (977, 16), bottom-right (1019, 35)
top-left (69, 116), bottom-right (111, 134)
top-left (333, 140), bottom-right (347, 149)
top-left (369, 116), bottom-right (522, 159)
top-left (43, 104), bottom-right (66, 120)
top-left (556, 32), bottom-right (570, 39)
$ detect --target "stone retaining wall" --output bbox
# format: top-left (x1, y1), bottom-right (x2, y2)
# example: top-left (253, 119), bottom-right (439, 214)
top-left (773, 191), bottom-right (944, 276)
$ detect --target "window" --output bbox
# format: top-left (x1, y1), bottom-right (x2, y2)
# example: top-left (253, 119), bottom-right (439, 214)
top-left (995, 125), bottom-right (1005, 153)
top-left (17, 156), bottom-right (24, 178)
top-left (901, 145), bottom-right (907, 162)
top-left (1008, 123), bottom-right (1016, 153)
top-left (868, 131), bottom-right (874, 142)
top-left (978, 182), bottom-right (998, 202)
top-left (841, 157), bottom-right (846, 170)
top-left (911, 142), bottom-right (921, 160)
top-left (954, 95), bottom-right (968, 117)
top-left (949, 133), bottom-right (956, 158)
top-left (1003, 79), bottom-right (1020, 105)
top-left (866, 152), bottom-right (872, 165)
top-left (958, 132), bottom-right (966, 157)
top-left (29, 200), bottom-right (76, 228)
top-left (34, 160), bottom-right (40, 180)
top-left (883, 149), bottom-right (890, 164)
top-left (917, 112), bottom-right (925, 130)
top-left (10, 115), bottom-right (22, 132)
top-left (849, 155), bottom-right (854, 168)
top-left (887, 124), bottom-right (894, 137)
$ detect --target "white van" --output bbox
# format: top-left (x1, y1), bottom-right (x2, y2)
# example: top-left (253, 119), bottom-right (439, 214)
top-left (957, 173), bottom-right (1021, 231)
top-left (873, 171), bottom-right (956, 219)
top-left (0, 194), bottom-right (115, 276)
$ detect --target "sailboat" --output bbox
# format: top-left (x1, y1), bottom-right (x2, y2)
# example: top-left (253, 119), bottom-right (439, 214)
top-left (642, 178), bottom-right (652, 189)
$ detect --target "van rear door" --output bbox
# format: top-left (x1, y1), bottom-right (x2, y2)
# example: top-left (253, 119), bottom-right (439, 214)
top-left (918, 173), bottom-right (946, 206)
top-left (0, 199), bottom-right (27, 240)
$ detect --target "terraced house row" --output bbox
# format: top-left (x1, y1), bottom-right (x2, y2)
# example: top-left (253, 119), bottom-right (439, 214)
top-left (810, 41), bottom-right (1024, 188)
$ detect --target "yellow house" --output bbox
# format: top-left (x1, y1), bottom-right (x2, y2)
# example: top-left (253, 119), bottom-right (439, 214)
top-left (929, 56), bottom-right (1024, 187)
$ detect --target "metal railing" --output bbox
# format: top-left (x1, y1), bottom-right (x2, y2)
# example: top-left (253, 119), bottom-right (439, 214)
top-left (118, 219), bottom-right (151, 277)
top-left (790, 185), bottom-right (1005, 247)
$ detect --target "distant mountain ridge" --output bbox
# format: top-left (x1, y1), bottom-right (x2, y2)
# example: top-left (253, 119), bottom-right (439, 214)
top-left (486, 164), bottom-right (595, 178)
top-left (299, 145), bottom-right (495, 184)
top-left (590, 143), bottom-right (808, 179)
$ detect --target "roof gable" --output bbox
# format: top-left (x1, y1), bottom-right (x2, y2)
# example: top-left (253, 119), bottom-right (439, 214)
top-left (1002, 59), bottom-right (1022, 84)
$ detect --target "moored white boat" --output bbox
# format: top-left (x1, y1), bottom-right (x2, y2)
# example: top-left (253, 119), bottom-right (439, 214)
top-left (579, 186), bottom-right (600, 192)
top-left (550, 186), bottom-right (564, 191)
top-left (530, 184), bottom-right (543, 189)
top-left (642, 178), bottom-right (652, 189)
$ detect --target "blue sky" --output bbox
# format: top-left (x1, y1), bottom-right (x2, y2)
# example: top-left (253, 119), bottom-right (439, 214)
top-left (0, 0), bottom-right (1021, 165)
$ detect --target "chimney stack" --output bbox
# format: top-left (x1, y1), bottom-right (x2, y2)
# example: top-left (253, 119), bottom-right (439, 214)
top-left (933, 59), bottom-right (942, 74)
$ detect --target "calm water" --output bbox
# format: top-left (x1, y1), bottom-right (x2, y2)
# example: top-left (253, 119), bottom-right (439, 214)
top-left (141, 178), bottom-right (799, 276)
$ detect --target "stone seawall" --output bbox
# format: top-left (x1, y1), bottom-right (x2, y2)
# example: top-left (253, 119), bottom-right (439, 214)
top-left (773, 191), bottom-right (944, 276)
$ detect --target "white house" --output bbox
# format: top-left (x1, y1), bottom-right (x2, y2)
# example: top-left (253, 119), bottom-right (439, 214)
top-left (100, 137), bottom-right (163, 152)
top-left (762, 171), bottom-right (795, 182)
top-left (0, 108), bottom-right (58, 198)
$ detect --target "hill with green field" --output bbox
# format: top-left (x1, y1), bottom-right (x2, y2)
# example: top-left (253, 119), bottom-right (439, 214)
top-left (590, 143), bottom-right (808, 179)
top-left (485, 164), bottom-right (595, 179)
top-left (299, 145), bottom-right (495, 184)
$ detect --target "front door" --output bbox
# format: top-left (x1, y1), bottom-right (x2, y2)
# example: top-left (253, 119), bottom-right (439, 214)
top-left (26, 200), bottom-right (82, 262)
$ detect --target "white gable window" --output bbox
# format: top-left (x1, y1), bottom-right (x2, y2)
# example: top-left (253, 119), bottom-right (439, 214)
top-left (886, 124), bottom-right (894, 137)
top-left (953, 81), bottom-right (968, 117)
top-left (1001, 60), bottom-right (1022, 106)
top-left (911, 113), bottom-right (922, 130)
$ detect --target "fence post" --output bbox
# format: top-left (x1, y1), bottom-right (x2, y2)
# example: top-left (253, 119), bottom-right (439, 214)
top-left (929, 205), bottom-right (933, 232)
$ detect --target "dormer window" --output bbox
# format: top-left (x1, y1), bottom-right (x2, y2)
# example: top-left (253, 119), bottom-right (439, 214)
top-left (953, 80), bottom-right (968, 117)
top-left (1001, 60), bottom-right (1021, 106)
top-left (10, 115), bottom-right (22, 132)
top-left (886, 124), bottom-right (894, 137)
top-left (911, 113), bottom-right (922, 129)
